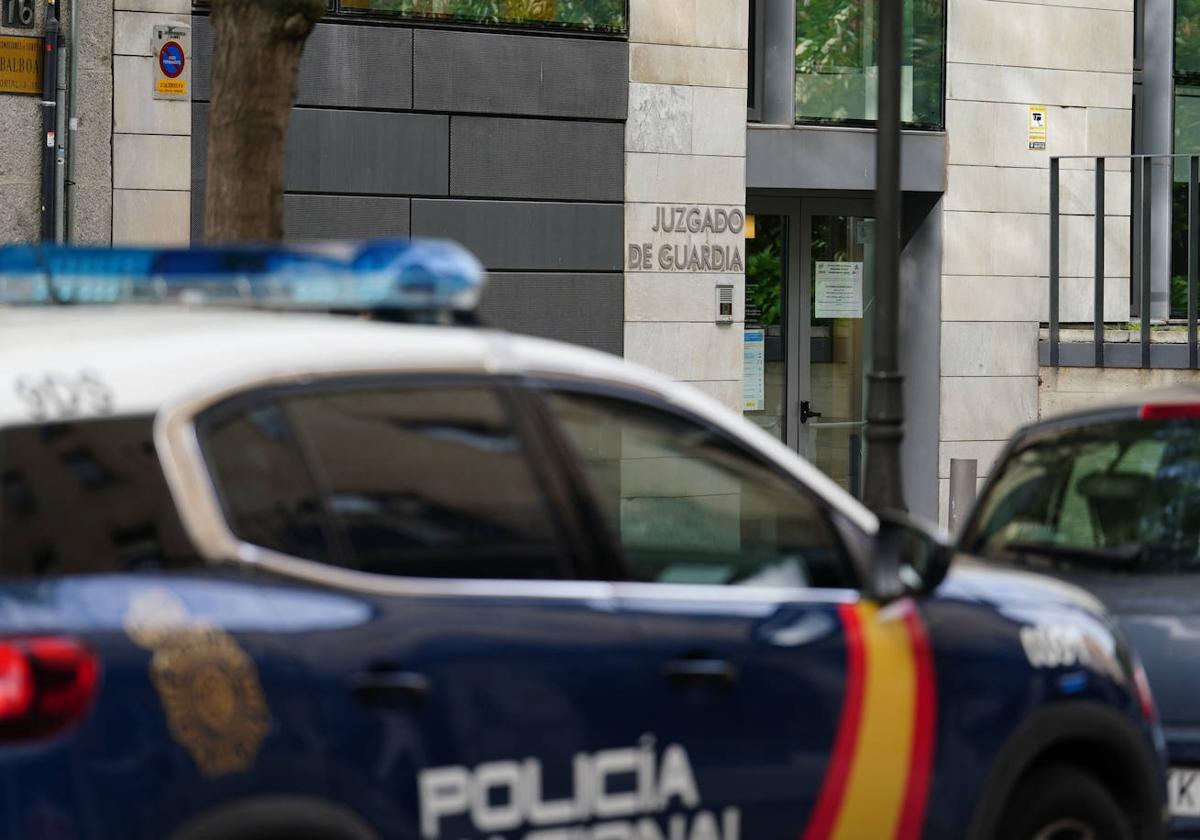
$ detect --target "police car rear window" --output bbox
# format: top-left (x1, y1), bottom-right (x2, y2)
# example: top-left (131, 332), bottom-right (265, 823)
top-left (0, 417), bottom-right (197, 576)
top-left (201, 385), bottom-right (572, 580)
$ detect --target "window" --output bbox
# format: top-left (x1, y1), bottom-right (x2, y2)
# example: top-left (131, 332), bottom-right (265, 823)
top-left (747, 0), bottom-right (764, 121)
top-left (0, 418), bottom-right (196, 576)
top-left (338, 0), bottom-right (626, 32)
top-left (1134, 0), bottom-right (1144, 72)
top-left (204, 402), bottom-right (332, 563)
top-left (195, 0), bottom-right (626, 32)
top-left (1172, 1), bottom-right (1200, 315)
top-left (965, 420), bottom-right (1200, 574)
top-left (794, 0), bottom-right (945, 129)
top-left (1173, 87), bottom-right (1200, 317)
top-left (1180, 0), bottom-right (1200, 77)
top-left (744, 213), bottom-right (786, 442)
top-left (201, 384), bottom-right (569, 580)
top-left (546, 391), bottom-right (851, 588)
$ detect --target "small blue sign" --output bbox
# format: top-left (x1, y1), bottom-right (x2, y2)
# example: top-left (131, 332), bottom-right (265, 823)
top-left (158, 41), bottom-right (184, 79)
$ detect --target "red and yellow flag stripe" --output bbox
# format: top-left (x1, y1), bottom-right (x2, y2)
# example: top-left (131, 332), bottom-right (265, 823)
top-left (802, 599), bottom-right (937, 840)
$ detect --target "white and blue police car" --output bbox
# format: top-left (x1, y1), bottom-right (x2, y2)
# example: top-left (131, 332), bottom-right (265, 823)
top-left (0, 241), bottom-right (1169, 840)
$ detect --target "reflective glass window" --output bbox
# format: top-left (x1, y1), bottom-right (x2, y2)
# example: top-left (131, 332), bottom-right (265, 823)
top-left (965, 420), bottom-right (1200, 574)
top-left (338, 0), bottom-right (626, 32)
top-left (202, 384), bottom-right (570, 579)
top-left (748, 0), bottom-right (757, 110)
top-left (795, 0), bottom-right (945, 128)
top-left (809, 214), bottom-right (874, 499)
top-left (205, 402), bottom-right (333, 563)
top-left (287, 386), bottom-right (569, 579)
top-left (1179, 0), bottom-right (1200, 76)
top-left (1173, 0), bottom-right (1200, 315)
top-left (1, 418), bottom-right (196, 575)
top-left (546, 391), bottom-right (851, 588)
top-left (1171, 87), bottom-right (1200, 316)
top-left (744, 214), bottom-right (787, 442)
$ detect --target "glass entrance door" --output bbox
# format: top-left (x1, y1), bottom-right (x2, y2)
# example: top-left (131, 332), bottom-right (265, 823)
top-left (800, 204), bottom-right (875, 499)
top-left (743, 214), bottom-right (788, 443)
top-left (743, 200), bottom-right (874, 499)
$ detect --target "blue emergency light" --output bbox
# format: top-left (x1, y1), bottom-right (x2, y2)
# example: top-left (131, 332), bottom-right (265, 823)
top-left (0, 240), bottom-right (486, 317)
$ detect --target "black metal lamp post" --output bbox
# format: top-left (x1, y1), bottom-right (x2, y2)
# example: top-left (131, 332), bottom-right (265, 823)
top-left (40, 2), bottom-right (60, 242)
top-left (863, 0), bottom-right (907, 513)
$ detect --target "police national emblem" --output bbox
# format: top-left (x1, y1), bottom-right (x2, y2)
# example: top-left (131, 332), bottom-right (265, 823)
top-left (124, 588), bottom-right (270, 778)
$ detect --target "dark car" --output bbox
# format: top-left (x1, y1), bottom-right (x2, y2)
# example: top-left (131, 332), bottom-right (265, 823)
top-left (0, 242), bottom-right (1168, 840)
top-left (960, 387), bottom-right (1200, 836)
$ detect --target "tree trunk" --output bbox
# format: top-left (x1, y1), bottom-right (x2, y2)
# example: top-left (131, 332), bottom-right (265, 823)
top-left (204, 0), bottom-right (323, 242)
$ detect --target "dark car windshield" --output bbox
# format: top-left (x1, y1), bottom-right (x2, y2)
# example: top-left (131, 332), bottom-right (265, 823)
top-left (964, 419), bottom-right (1200, 574)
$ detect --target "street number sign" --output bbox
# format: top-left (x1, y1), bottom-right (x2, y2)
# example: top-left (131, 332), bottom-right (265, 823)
top-left (3, 0), bottom-right (34, 29)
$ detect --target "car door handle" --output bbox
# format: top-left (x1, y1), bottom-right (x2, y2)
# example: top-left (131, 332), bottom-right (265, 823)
top-left (351, 670), bottom-right (432, 703)
top-left (662, 659), bottom-right (738, 685)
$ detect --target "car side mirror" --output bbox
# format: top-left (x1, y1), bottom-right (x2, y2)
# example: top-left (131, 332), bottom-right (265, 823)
top-left (872, 510), bottom-right (954, 601)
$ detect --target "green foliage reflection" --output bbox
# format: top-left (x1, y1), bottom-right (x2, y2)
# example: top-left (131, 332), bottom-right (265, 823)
top-left (1179, 0), bottom-right (1200, 75)
top-left (794, 0), bottom-right (944, 127)
top-left (1172, 87), bottom-right (1200, 317)
top-left (746, 216), bottom-right (784, 328)
top-left (340, 0), bottom-right (626, 31)
top-left (969, 421), bottom-right (1200, 573)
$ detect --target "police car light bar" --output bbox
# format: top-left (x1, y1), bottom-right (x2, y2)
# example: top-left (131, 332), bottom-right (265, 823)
top-left (0, 240), bottom-right (486, 316)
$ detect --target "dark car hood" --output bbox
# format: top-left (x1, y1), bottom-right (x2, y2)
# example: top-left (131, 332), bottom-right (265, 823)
top-left (1001, 568), bottom-right (1200, 729)
top-left (940, 555), bottom-right (1111, 618)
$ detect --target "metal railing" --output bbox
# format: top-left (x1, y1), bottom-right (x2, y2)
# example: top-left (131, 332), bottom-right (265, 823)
top-left (1046, 153), bottom-right (1200, 370)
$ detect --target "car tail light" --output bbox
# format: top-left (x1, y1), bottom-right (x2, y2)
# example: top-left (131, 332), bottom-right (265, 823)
top-left (0, 637), bottom-right (99, 742)
top-left (1139, 403), bottom-right (1200, 420)
top-left (1132, 659), bottom-right (1157, 722)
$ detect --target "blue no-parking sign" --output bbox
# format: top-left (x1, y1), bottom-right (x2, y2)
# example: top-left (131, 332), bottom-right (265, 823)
top-left (159, 41), bottom-right (184, 78)
top-left (152, 24), bottom-right (190, 100)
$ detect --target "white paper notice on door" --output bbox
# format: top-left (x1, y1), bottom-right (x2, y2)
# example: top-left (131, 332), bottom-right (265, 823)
top-left (743, 329), bottom-right (765, 411)
top-left (815, 261), bottom-right (863, 319)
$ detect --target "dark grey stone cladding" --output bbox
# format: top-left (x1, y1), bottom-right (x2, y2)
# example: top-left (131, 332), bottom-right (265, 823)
top-left (191, 18), bottom-right (627, 356)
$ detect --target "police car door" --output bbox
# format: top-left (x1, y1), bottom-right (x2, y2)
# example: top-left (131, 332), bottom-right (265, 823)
top-left (538, 387), bottom-right (934, 839)
top-left (0, 413), bottom-right (330, 835)
top-left (193, 378), bottom-right (645, 840)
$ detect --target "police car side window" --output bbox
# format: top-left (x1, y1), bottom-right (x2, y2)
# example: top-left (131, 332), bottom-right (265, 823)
top-left (1, 417), bottom-right (197, 575)
top-left (281, 386), bottom-right (570, 580)
top-left (204, 401), bottom-right (333, 563)
top-left (546, 392), bottom-right (852, 588)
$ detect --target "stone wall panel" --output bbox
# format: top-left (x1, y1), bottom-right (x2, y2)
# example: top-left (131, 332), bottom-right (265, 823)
top-left (623, 1), bottom-right (747, 392)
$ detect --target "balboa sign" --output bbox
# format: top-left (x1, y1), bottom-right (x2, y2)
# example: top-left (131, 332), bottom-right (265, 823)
top-left (628, 205), bottom-right (745, 274)
top-left (0, 35), bottom-right (40, 96)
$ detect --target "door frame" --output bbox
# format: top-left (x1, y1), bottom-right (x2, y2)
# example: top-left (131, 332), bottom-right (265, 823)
top-left (746, 196), bottom-right (875, 456)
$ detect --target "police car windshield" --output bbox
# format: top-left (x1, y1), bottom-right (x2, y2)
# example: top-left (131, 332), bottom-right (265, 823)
top-left (965, 419), bottom-right (1200, 574)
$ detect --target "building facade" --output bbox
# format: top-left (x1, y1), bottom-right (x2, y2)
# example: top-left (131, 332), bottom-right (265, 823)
top-left (0, 0), bottom-right (1166, 524)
